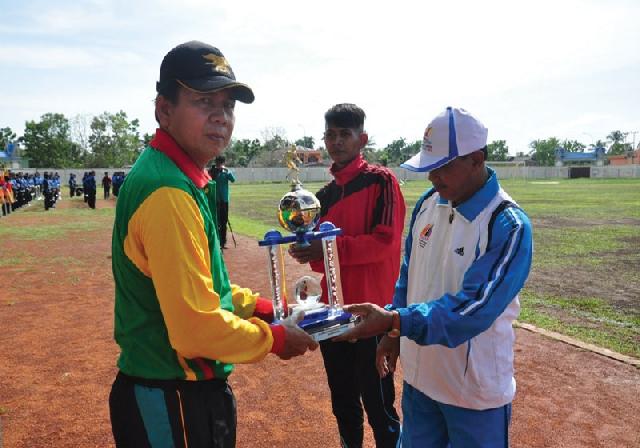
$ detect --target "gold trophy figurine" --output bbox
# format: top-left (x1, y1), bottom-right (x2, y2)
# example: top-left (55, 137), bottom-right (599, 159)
top-left (284, 145), bottom-right (303, 185)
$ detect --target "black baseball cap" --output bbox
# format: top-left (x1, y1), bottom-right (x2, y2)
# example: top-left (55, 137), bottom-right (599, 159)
top-left (156, 40), bottom-right (255, 104)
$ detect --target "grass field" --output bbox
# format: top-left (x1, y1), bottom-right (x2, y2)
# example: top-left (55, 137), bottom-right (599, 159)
top-left (2, 178), bottom-right (638, 358)
top-left (229, 178), bottom-right (640, 357)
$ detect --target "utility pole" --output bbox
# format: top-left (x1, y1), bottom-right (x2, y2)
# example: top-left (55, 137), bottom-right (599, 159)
top-left (629, 131), bottom-right (638, 151)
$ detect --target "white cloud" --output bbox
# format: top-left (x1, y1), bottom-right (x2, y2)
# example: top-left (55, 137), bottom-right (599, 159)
top-left (1, 0), bottom-right (639, 154)
top-left (0, 45), bottom-right (143, 69)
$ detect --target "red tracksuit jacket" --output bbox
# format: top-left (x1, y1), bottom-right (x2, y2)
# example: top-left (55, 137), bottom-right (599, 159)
top-left (310, 154), bottom-right (406, 307)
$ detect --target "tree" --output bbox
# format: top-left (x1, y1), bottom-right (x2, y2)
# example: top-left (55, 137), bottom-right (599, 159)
top-left (382, 138), bottom-right (406, 166)
top-left (561, 139), bottom-right (586, 152)
top-left (142, 132), bottom-right (155, 146)
top-left (69, 114), bottom-right (92, 160)
top-left (591, 139), bottom-right (607, 150)
top-left (529, 137), bottom-right (560, 166)
top-left (88, 111), bottom-right (142, 167)
top-left (0, 127), bottom-right (17, 149)
top-left (607, 130), bottom-right (631, 155)
top-left (254, 131), bottom-right (288, 167)
top-left (378, 138), bottom-right (421, 166)
top-left (295, 136), bottom-right (315, 149)
top-left (402, 141), bottom-right (421, 166)
top-left (487, 140), bottom-right (509, 161)
top-left (22, 113), bottom-right (82, 167)
top-left (362, 136), bottom-right (379, 163)
top-left (224, 138), bottom-right (262, 167)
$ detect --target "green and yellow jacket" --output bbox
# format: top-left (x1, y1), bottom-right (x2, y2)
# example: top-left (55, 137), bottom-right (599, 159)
top-left (112, 128), bottom-right (284, 381)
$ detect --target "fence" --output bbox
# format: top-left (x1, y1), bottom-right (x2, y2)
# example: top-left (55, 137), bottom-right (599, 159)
top-left (9, 164), bottom-right (640, 185)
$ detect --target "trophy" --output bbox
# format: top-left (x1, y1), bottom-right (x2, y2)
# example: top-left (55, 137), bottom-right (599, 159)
top-left (259, 167), bottom-right (356, 341)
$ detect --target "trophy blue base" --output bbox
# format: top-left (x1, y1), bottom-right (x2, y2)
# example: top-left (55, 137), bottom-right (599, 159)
top-left (297, 307), bottom-right (356, 342)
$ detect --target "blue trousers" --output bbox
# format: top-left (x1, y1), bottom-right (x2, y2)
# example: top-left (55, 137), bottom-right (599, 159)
top-left (401, 382), bottom-right (511, 448)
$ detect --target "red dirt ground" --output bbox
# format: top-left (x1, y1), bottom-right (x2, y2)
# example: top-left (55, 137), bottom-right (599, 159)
top-left (0, 198), bottom-right (639, 447)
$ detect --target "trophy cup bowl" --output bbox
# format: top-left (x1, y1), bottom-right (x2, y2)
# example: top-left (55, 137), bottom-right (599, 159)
top-left (278, 184), bottom-right (321, 235)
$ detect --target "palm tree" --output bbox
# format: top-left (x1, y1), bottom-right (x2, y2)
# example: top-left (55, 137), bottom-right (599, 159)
top-left (607, 131), bottom-right (629, 155)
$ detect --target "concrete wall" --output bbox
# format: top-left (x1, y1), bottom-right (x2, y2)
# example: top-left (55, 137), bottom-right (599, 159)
top-left (233, 165), bottom-right (640, 182)
top-left (590, 165), bottom-right (640, 178)
top-left (11, 164), bottom-right (640, 185)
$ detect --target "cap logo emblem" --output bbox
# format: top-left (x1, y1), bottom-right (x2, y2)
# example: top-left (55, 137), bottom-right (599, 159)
top-left (202, 53), bottom-right (231, 75)
top-left (418, 223), bottom-right (433, 248)
top-left (423, 126), bottom-right (433, 152)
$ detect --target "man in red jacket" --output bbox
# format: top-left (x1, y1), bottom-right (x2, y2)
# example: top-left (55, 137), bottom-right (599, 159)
top-left (289, 103), bottom-right (406, 448)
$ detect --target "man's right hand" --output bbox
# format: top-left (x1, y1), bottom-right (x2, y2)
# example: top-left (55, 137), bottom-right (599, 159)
top-left (276, 309), bottom-right (319, 360)
top-left (288, 240), bottom-right (323, 264)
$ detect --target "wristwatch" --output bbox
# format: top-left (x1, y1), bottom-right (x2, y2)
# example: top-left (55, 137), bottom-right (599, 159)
top-left (387, 311), bottom-right (401, 338)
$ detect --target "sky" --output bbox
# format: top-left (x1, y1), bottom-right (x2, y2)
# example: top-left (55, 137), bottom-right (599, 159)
top-left (1, 0), bottom-right (639, 155)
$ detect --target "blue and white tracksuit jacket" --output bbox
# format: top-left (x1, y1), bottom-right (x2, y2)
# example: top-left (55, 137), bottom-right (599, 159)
top-left (393, 168), bottom-right (533, 410)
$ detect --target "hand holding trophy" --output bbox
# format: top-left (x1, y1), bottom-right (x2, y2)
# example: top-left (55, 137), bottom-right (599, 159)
top-left (259, 168), bottom-right (356, 341)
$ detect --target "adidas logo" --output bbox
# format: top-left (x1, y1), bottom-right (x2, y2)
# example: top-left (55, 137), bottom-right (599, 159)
top-left (454, 247), bottom-right (464, 256)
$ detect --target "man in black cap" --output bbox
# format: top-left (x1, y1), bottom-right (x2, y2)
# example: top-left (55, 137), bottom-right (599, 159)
top-left (109, 41), bottom-right (318, 448)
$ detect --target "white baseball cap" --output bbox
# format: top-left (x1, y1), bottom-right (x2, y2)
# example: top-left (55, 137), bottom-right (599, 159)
top-left (401, 107), bottom-right (488, 172)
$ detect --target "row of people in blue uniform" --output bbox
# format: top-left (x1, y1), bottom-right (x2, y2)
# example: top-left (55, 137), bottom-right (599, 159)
top-left (42, 172), bottom-right (61, 210)
top-left (1, 170), bottom-right (128, 216)
top-left (0, 171), bottom-right (57, 215)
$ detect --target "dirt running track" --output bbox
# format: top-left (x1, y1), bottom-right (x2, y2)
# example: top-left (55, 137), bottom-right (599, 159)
top-left (0, 199), bottom-right (639, 447)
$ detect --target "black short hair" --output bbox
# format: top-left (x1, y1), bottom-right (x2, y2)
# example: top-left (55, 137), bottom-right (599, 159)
top-left (324, 103), bottom-right (366, 130)
top-left (215, 156), bottom-right (225, 164)
top-left (154, 81), bottom-right (181, 124)
top-left (156, 79), bottom-right (180, 104)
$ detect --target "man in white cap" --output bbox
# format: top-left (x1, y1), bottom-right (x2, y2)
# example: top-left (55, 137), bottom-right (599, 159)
top-left (335, 107), bottom-right (533, 447)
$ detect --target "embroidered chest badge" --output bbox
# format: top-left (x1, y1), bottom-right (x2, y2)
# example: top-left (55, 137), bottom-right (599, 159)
top-left (455, 247), bottom-right (465, 256)
top-left (418, 223), bottom-right (434, 248)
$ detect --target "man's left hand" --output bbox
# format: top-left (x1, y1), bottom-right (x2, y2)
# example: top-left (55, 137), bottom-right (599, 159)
top-left (332, 303), bottom-right (393, 341)
top-left (376, 335), bottom-right (400, 378)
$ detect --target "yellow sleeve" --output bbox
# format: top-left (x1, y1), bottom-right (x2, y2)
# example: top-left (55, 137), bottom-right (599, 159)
top-left (230, 284), bottom-right (260, 319)
top-left (124, 187), bottom-right (273, 364)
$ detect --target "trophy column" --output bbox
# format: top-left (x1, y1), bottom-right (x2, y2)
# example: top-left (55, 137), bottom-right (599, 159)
top-left (262, 230), bottom-right (288, 322)
top-left (319, 222), bottom-right (344, 317)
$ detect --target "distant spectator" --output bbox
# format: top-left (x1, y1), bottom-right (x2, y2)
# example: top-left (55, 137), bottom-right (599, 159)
top-left (34, 170), bottom-right (43, 199)
top-left (85, 171), bottom-right (97, 209)
top-left (68, 173), bottom-right (77, 198)
top-left (209, 156), bottom-right (235, 249)
top-left (82, 172), bottom-right (89, 203)
top-left (43, 172), bottom-right (57, 211)
top-left (112, 172), bottom-right (125, 197)
top-left (102, 172), bottom-right (112, 199)
top-left (0, 172), bottom-right (10, 216)
top-left (53, 172), bottom-right (61, 200)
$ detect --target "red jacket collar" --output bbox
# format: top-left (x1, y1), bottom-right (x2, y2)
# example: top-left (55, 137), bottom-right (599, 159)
top-left (330, 153), bottom-right (367, 186)
top-left (149, 128), bottom-right (211, 188)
